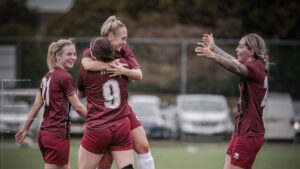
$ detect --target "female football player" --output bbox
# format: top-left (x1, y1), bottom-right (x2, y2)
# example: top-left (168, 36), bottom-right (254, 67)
top-left (15, 39), bottom-right (87, 169)
top-left (195, 33), bottom-right (269, 169)
top-left (77, 37), bottom-right (135, 169)
top-left (81, 15), bottom-right (154, 169)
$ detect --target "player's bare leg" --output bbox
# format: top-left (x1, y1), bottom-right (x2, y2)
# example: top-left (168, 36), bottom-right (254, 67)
top-left (97, 151), bottom-right (113, 169)
top-left (223, 154), bottom-right (231, 169)
top-left (111, 150), bottom-right (134, 169)
top-left (44, 163), bottom-right (70, 169)
top-left (223, 154), bottom-right (244, 169)
top-left (78, 145), bottom-right (104, 169)
top-left (132, 126), bottom-right (155, 169)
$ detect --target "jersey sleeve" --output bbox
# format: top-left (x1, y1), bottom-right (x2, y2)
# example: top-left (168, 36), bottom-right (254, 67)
top-left (77, 67), bottom-right (85, 92)
top-left (82, 47), bottom-right (92, 60)
top-left (122, 45), bottom-right (140, 69)
top-left (244, 61), bottom-right (264, 82)
top-left (61, 73), bottom-right (76, 96)
top-left (39, 77), bottom-right (44, 93)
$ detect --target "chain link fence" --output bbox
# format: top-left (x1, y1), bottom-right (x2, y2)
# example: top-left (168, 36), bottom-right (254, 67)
top-left (1, 37), bottom-right (300, 98)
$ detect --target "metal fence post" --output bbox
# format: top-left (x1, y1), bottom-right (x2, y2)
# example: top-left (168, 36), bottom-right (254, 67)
top-left (181, 40), bottom-right (187, 94)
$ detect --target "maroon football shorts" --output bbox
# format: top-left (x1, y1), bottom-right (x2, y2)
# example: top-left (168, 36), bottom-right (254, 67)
top-left (227, 136), bottom-right (264, 169)
top-left (81, 117), bottom-right (133, 154)
top-left (37, 132), bottom-right (70, 165)
top-left (128, 107), bottom-right (142, 130)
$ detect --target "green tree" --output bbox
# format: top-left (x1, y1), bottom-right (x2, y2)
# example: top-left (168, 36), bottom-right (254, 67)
top-left (46, 0), bottom-right (120, 36)
top-left (0, 0), bottom-right (38, 36)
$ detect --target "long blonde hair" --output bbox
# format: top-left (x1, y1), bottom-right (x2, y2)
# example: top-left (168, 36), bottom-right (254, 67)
top-left (47, 39), bottom-right (74, 70)
top-left (100, 15), bottom-right (125, 37)
top-left (243, 33), bottom-right (270, 71)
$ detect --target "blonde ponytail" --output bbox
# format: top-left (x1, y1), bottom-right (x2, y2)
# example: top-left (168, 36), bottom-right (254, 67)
top-left (46, 39), bottom-right (74, 70)
top-left (100, 15), bottom-right (125, 37)
top-left (47, 42), bottom-right (57, 70)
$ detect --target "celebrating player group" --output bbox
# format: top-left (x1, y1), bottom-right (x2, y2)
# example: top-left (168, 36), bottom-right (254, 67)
top-left (16, 14), bottom-right (269, 169)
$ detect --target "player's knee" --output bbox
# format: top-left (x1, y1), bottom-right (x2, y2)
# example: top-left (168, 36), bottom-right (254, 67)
top-left (121, 164), bottom-right (134, 169)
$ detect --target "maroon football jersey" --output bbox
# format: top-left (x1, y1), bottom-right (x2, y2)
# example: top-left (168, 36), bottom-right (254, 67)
top-left (235, 60), bottom-right (268, 137)
top-left (82, 44), bottom-right (140, 69)
top-left (39, 66), bottom-right (76, 138)
top-left (77, 66), bottom-right (131, 131)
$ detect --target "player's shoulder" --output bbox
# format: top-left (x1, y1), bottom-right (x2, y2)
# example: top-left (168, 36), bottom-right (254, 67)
top-left (79, 66), bottom-right (88, 74)
top-left (248, 60), bottom-right (264, 69)
top-left (121, 45), bottom-right (133, 56)
top-left (53, 67), bottom-right (73, 80)
top-left (83, 47), bottom-right (90, 54)
top-left (244, 60), bottom-right (266, 80)
top-left (82, 47), bottom-right (91, 58)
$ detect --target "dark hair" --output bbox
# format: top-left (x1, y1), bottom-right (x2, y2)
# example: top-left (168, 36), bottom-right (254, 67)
top-left (90, 37), bottom-right (115, 62)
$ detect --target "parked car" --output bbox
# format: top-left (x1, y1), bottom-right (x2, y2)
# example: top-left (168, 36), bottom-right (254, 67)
top-left (176, 94), bottom-right (233, 139)
top-left (161, 104), bottom-right (178, 139)
top-left (129, 95), bottom-right (170, 139)
top-left (0, 89), bottom-right (42, 137)
top-left (263, 93), bottom-right (295, 140)
top-left (292, 101), bottom-right (300, 142)
top-left (0, 100), bottom-right (30, 134)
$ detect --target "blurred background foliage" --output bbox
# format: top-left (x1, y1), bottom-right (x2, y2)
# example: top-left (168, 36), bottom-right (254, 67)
top-left (44, 0), bottom-right (300, 38)
top-left (0, 0), bottom-right (299, 99)
top-left (1, 0), bottom-right (299, 38)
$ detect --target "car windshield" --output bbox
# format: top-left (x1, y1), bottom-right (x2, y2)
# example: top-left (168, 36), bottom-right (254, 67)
top-left (131, 103), bottom-right (159, 116)
top-left (181, 99), bottom-right (224, 112)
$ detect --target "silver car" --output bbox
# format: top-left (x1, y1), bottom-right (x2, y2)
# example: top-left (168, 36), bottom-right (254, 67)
top-left (176, 94), bottom-right (233, 140)
top-left (129, 95), bottom-right (170, 139)
top-left (292, 101), bottom-right (300, 143)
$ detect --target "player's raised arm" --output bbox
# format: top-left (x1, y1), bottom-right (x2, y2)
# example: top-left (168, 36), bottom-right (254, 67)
top-left (195, 34), bottom-right (247, 76)
top-left (15, 91), bottom-right (43, 144)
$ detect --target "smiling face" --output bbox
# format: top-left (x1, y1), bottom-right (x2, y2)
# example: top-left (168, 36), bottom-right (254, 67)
top-left (108, 26), bottom-right (127, 52)
top-left (235, 38), bottom-right (254, 62)
top-left (56, 44), bottom-right (77, 71)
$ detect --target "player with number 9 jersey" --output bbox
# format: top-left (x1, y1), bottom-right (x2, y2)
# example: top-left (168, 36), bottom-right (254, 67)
top-left (77, 63), bottom-right (131, 132)
top-left (77, 38), bottom-right (134, 169)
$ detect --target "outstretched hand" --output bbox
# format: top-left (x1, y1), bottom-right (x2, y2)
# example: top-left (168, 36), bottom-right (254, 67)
top-left (15, 129), bottom-right (28, 144)
top-left (195, 42), bottom-right (216, 60)
top-left (203, 33), bottom-right (215, 49)
top-left (107, 59), bottom-right (128, 77)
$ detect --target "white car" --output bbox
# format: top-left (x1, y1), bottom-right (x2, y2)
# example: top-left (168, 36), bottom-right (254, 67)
top-left (0, 100), bottom-right (42, 137)
top-left (129, 95), bottom-right (170, 138)
top-left (292, 101), bottom-right (300, 143)
top-left (176, 94), bottom-right (233, 139)
top-left (0, 89), bottom-right (42, 137)
top-left (263, 93), bottom-right (295, 140)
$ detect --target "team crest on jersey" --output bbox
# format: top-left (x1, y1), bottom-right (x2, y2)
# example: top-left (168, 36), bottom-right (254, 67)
top-left (233, 152), bottom-right (240, 159)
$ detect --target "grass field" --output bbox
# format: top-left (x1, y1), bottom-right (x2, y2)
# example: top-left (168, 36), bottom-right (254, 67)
top-left (1, 137), bottom-right (300, 169)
